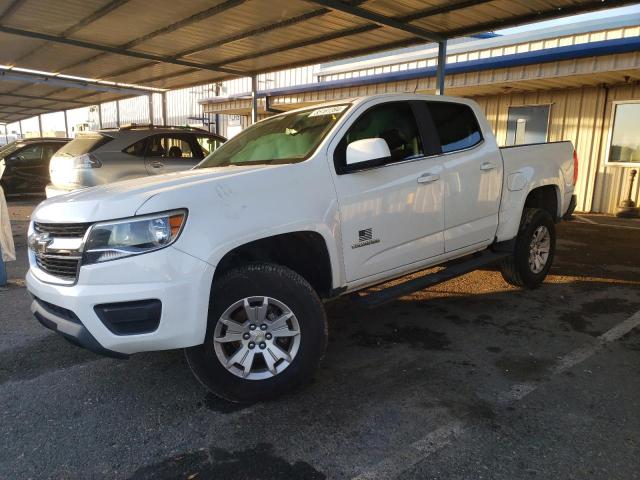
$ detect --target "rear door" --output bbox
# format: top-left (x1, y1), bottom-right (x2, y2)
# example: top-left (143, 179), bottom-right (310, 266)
top-left (144, 134), bottom-right (201, 175)
top-left (425, 101), bottom-right (502, 252)
top-left (9, 143), bottom-right (43, 192)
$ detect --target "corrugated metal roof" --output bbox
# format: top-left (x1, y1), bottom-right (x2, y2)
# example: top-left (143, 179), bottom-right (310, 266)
top-left (0, 0), bottom-right (635, 123)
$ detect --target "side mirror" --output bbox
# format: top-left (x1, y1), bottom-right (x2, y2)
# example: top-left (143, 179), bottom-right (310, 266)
top-left (345, 138), bottom-right (391, 171)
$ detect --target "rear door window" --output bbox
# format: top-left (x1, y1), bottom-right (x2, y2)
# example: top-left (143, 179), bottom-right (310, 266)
top-left (146, 135), bottom-right (195, 159)
top-left (426, 102), bottom-right (482, 153)
top-left (15, 144), bottom-right (43, 161)
top-left (195, 135), bottom-right (223, 156)
top-left (42, 142), bottom-right (64, 160)
top-left (124, 138), bottom-right (147, 156)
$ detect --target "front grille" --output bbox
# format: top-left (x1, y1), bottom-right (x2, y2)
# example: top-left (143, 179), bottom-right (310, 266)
top-left (34, 222), bottom-right (91, 238)
top-left (35, 252), bottom-right (81, 280)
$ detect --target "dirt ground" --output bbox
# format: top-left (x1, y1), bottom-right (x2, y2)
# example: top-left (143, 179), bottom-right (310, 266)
top-left (1, 199), bottom-right (639, 479)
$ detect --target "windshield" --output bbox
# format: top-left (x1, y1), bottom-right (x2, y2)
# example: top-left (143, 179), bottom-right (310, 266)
top-left (196, 104), bottom-right (350, 168)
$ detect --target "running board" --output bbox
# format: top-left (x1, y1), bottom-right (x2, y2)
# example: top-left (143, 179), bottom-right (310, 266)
top-left (354, 250), bottom-right (511, 309)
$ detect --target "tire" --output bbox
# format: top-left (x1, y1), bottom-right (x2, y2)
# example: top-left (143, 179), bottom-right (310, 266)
top-left (185, 262), bottom-right (328, 403)
top-left (499, 208), bottom-right (556, 289)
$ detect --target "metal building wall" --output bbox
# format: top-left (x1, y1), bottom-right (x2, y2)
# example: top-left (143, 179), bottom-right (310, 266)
top-left (469, 84), bottom-right (640, 214)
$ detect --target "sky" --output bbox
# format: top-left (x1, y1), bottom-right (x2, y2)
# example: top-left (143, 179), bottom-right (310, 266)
top-left (496, 4), bottom-right (640, 34)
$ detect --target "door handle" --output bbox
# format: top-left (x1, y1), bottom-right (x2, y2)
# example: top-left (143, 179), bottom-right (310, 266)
top-left (417, 173), bottom-right (440, 184)
top-left (151, 161), bottom-right (164, 168)
top-left (480, 162), bottom-right (498, 171)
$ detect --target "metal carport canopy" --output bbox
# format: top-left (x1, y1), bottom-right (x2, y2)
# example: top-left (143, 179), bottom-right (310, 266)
top-left (0, 0), bottom-right (636, 124)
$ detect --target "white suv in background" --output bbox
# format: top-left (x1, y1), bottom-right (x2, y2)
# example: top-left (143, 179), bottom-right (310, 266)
top-left (46, 125), bottom-right (225, 197)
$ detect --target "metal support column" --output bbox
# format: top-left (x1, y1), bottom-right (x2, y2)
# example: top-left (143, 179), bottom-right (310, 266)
top-left (251, 75), bottom-right (258, 125)
top-left (37, 114), bottom-right (43, 137)
top-left (161, 92), bottom-right (168, 126)
top-left (97, 104), bottom-right (103, 129)
top-left (148, 94), bottom-right (154, 125)
top-left (63, 110), bottom-right (69, 137)
top-left (115, 100), bottom-right (120, 127)
top-left (18, 120), bottom-right (23, 138)
top-left (3, 123), bottom-right (8, 144)
top-left (436, 40), bottom-right (447, 95)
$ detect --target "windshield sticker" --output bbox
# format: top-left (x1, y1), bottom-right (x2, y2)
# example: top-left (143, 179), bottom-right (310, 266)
top-left (308, 105), bottom-right (348, 117)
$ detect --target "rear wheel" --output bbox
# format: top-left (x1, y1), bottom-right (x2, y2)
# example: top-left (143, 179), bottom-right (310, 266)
top-left (185, 263), bottom-right (327, 403)
top-left (500, 208), bottom-right (556, 288)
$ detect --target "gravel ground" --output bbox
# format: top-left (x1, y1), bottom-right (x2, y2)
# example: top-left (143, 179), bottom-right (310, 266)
top-left (1, 199), bottom-right (639, 480)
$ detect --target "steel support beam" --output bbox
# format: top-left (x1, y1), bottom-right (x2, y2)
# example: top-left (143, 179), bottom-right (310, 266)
top-left (97, 104), bottom-right (103, 129)
top-left (310, 0), bottom-right (443, 42)
top-left (37, 114), bottom-right (43, 136)
top-left (148, 94), bottom-right (154, 125)
top-left (251, 75), bottom-right (258, 125)
top-left (161, 92), bottom-right (167, 126)
top-left (0, 25), bottom-right (244, 77)
top-left (115, 100), bottom-right (120, 127)
top-left (59, 0), bottom-right (247, 76)
top-left (18, 120), bottom-right (22, 138)
top-left (436, 40), bottom-right (447, 95)
top-left (0, 70), bottom-right (160, 96)
top-left (63, 110), bottom-right (69, 137)
top-left (1, 92), bottom-right (93, 106)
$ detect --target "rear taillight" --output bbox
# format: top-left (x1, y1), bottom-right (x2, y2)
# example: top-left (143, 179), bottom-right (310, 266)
top-left (572, 150), bottom-right (579, 185)
top-left (73, 153), bottom-right (102, 169)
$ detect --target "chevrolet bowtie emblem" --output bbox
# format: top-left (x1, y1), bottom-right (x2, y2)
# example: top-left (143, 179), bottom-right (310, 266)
top-left (29, 232), bottom-right (53, 255)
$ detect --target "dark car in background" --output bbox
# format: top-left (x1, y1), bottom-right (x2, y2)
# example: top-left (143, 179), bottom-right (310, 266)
top-left (0, 137), bottom-right (70, 195)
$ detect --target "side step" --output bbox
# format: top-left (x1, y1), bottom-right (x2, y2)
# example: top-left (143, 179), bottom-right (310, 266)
top-left (354, 250), bottom-right (511, 309)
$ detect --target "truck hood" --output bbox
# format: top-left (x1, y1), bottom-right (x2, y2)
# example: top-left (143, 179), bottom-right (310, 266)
top-left (33, 165), bottom-right (268, 223)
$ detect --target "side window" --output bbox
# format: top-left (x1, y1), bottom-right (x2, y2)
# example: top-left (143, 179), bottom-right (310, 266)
top-left (196, 135), bottom-right (222, 156)
top-left (336, 102), bottom-right (423, 172)
top-left (147, 135), bottom-right (194, 159)
top-left (42, 143), bottom-right (62, 160)
top-left (426, 102), bottom-right (482, 153)
top-left (15, 144), bottom-right (43, 161)
top-left (124, 138), bottom-right (147, 157)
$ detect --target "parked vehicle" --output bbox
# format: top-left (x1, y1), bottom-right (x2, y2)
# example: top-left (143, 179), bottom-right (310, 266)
top-left (27, 94), bottom-right (577, 402)
top-left (45, 125), bottom-right (225, 197)
top-left (0, 138), bottom-right (70, 195)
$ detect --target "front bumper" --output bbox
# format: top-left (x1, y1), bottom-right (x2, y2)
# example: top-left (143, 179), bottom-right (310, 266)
top-left (26, 246), bottom-right (215, 355)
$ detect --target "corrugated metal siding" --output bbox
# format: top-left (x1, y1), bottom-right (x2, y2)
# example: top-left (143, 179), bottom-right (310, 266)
top-left (473, 84), bottom-right (640, 214)
top-left (319, 25), bottom-right (640, 81)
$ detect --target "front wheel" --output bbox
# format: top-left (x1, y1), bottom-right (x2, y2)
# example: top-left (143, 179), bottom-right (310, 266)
top-left (185, 263), bottom-right (328, 403)
top-left (500, 208), bottom-right (556, 289)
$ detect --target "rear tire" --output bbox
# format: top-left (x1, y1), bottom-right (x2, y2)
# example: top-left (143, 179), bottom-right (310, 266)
top-left (500, 208), bottom-right (556, 289)
top-left (185, 263), bottom-right (328, 403)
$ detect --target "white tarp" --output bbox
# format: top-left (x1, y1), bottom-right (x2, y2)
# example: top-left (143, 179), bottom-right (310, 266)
top-left (0, 185), bottom-right (15, 262)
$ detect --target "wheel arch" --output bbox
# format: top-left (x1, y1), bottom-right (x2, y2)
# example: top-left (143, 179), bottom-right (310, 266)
top-left (212, 230), bottom-right (336, 299)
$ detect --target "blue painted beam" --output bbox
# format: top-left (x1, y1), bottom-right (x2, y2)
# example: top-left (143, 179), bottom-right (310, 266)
top-left (206, 36), bottom-right (640, 103)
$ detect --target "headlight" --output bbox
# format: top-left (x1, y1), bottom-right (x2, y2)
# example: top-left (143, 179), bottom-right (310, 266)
top-left (83, 210), bottom-right (187, 265)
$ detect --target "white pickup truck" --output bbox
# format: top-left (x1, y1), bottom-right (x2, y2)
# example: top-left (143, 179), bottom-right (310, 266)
top-left (26, 94), bottom-right (577, 402)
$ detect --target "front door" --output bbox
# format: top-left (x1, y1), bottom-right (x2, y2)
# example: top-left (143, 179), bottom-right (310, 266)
top-left (331, 101), bottom-right (445, 282)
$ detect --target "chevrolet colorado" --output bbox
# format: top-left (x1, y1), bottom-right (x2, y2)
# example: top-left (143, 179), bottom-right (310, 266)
top-left (26, 94), bottom-right (577, 402)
